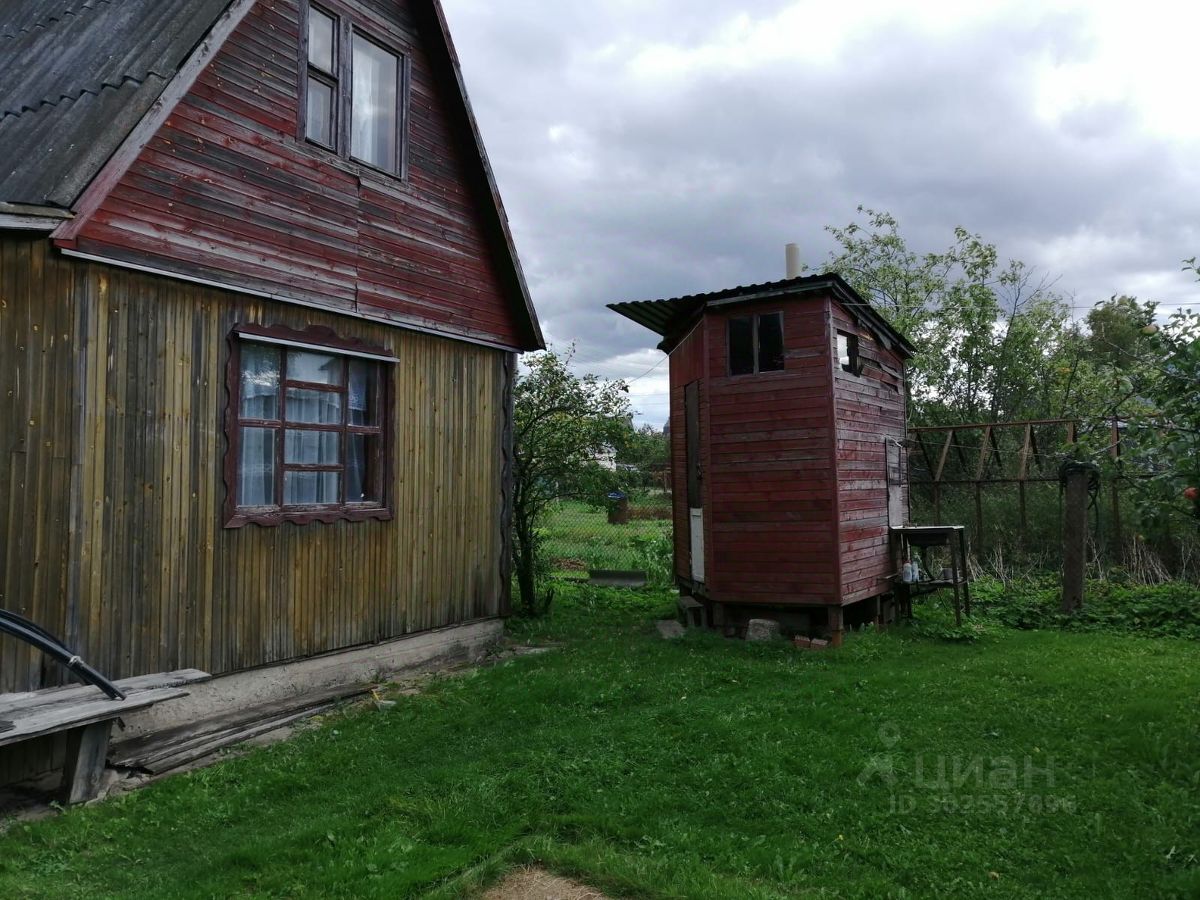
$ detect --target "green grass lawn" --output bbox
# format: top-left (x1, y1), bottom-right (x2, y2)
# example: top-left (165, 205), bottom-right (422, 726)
top-left (540, 499), bottom-right (670, 575)
top-left (1, 586), bottom-right (1198, 898)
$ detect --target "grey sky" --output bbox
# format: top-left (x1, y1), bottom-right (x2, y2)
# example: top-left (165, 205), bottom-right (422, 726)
top-left (444, 0), bottom-right (1199, 426)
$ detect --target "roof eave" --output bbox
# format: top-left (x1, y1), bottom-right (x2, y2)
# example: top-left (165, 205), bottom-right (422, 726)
top-left (0, 202), bottom-right (73, 231)
top-left (417, 0), bottom-right (545, 352)
top-left (609, 272), bottom-right (918, 360)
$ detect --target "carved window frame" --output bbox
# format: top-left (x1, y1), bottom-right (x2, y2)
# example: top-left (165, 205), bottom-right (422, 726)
top-left (224, 324), bottom-right (396, 528)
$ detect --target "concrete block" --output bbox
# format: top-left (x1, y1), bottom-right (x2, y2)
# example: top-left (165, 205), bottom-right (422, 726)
top-left (114, 619), bottom-right (504, 741)
top-left (656, 620), bottom-right (686, 640)
top-left (745, 619), bottom-right (781, 642)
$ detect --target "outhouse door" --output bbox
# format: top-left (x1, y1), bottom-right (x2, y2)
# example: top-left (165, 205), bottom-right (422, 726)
top-left (886, 438), bottom-right (907, 526)
top-left (685, 382), bottom-right (704, 583)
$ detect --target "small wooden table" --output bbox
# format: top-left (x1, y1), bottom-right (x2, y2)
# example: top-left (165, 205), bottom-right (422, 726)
top-left (0, 669), bottom-right (209, 804)
top-left (890, 525), bottom-right (972, 624)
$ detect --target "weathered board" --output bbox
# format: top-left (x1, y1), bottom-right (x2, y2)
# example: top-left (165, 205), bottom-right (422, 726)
top-left (665, 288), bottom-right (908, 611)
top-left (58, 0), bottom-right (528, 350)
top-left (0, 235), bottom-right (507, 695)
top-left (831, 302), bottom-right (908, 603)
top-left (668, 321), bottom-right (705, 582)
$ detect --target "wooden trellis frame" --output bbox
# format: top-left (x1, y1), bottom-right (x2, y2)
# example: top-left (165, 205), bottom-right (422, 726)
top-left (908, 419), bottom-right (1080, 549)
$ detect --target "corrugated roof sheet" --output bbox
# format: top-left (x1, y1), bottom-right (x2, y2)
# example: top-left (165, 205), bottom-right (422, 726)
top-left (0, 0), bottom-right (232, 207)
top-left (608, 273), bottom-right (916, 357)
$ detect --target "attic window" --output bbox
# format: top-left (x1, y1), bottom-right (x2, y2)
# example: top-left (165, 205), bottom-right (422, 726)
top-left (305, 7), bottom-right (338, 148)
top-left (837, 331), bottom-right (861, 375)
top-left (302, 3), bottom-right (407, 176)
top-left (729, 313), bottom-right (785, 375)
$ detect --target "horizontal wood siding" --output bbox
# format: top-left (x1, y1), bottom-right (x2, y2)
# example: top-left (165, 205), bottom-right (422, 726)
top-left (832, 303), bottom-right (907, 603)
top-left (668, 322), bottom-right (704, 580)
top-left (65, 0), bottom-right (525, 349)
top-left (0, 239), bottom-right (506, 694)
top-left (704, 298), bottom-right (838, 606)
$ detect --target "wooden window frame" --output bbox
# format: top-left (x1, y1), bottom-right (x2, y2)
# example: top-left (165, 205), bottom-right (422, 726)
top-left (224, 324), bottom-right (396, 529)
top-left (837, 330), bottom-right (862, 376)
top-left (303, 3), bottom-right (340, 151)
top-left (728, 311), bottom-right (785, 376)
top-left (298, 0), bottom-right (410, 179)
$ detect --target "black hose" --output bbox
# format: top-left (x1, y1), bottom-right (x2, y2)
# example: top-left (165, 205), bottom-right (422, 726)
top-left (0, 608), bottom-right (67, 649)
top-left (0, 617), bottom-right (126, 701)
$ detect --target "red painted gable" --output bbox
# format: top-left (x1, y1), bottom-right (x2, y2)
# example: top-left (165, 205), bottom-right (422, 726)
top-left (59, 0), bottom-right (528, 350)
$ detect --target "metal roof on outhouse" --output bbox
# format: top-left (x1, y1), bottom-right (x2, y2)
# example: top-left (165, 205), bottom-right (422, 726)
top-left (609, 272), bottom-right (916, 357)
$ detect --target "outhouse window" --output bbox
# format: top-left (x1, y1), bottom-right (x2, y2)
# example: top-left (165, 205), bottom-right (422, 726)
top-left (301, 2), bottom-right (408, 176)
top-left (226, 326), bottom-right (394, 527)
top-left (728, 312), bottom-right (785, 375)
top-left (837, 330), bottom-right (861, 375)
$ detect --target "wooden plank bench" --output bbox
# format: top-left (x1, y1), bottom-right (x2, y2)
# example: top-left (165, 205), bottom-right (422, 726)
top-left (0, 669), bottom-right (210, 804)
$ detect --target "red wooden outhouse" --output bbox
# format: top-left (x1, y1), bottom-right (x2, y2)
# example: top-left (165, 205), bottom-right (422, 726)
top-left (611, 273), bottom-right (915, 640)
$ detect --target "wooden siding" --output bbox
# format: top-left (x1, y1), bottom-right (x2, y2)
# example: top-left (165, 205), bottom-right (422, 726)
top-left (0, 235), bottom-right (80, 694)
top-left (668, 321), bottom-right (705, 580)
top-left (831, 302), bottom-right (908, 604)
top-left (0, 237), bottom-right (507, 695)
top-left (701, 297), bottom-right (839, 606)
top-left (60, 0), bottom-right (526, 350)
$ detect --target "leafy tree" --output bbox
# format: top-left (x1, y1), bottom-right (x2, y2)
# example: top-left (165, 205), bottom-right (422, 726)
top-left (823, 207), bottom-right (1072, 426)
top-left (1054, 300), bottom-right (1159, 427)
top-left (1123, 265), bottom-right (1200, 526)
top-left (1083, 295), bottom-right (1160, 370)
top-left (615, 423), bottom-right (669, 493)
top-left (511, 348), bottom-right (630, 615)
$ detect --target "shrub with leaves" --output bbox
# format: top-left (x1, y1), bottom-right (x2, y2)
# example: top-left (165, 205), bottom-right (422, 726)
top-left (969, 576), bottom-right (1200, 638)
top-left (512, 348), bottom-right (631, 616)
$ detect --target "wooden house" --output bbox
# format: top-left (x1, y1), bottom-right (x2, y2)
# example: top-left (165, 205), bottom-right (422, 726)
top-left (0, 0), bottom-right (541, 767)
top-left (610, 274), bottom-right (914, 641)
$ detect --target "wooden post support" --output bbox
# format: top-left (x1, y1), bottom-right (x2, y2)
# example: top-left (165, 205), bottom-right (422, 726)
top-left (959, 528), bottom-right (972, 616)
top-left (973, 484), bottom-right (984, 557)
top-left (1109, 417), bottom-right (1123, 557)
top-left (61, 721), bottom-right (112, 805)
top-left (828, 606), bottom-right (844, 648)
top-left (1061, 466), bottom-right (1089, 615)
top-left (1018, 482), bottom-right (1028, 549)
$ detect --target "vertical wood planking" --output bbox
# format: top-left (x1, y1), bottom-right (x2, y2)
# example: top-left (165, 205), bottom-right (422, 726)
top-left (0, 237), bottom-right (78, 688)
top-left (0, 240), bottom-right (506, 693)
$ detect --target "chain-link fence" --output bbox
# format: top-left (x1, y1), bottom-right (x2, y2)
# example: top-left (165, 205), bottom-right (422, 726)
top-left (541, 464), bottom-right (674, 583)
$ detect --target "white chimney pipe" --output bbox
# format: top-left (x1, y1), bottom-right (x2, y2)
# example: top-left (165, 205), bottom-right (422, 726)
top-left (785, 243), bottom-right (802, 279)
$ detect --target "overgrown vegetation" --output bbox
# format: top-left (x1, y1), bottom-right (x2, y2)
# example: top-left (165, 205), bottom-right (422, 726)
top-left (970, 576), bottom-right (1200, 638)
top-left (539, 499), bottom-right (671, 579)
top-left (1, 583), bottom-right (1197, 898)
top-left (511, 348), bottom-right (631, 616)
top-left (820, 209), bottom-right (1200, 574)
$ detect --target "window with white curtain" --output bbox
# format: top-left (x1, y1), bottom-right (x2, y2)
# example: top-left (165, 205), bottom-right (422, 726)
top-left (229, 333), bottom-right (391, 526)
top-left (301, 2), bottom-right (406, 176)
top-left (351, 34), bottom-right (399, 171)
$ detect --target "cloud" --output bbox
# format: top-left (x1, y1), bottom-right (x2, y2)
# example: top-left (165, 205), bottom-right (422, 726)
top-left (444, 0), bottom-right (1200, 423)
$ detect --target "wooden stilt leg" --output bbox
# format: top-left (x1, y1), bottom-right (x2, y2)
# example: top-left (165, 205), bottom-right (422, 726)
top-left (828, 606), bottom-right (844, 648)
top-left (960, 529), bottom-right (972, 616)
top-left (62, 721), bottom-right (111, 805)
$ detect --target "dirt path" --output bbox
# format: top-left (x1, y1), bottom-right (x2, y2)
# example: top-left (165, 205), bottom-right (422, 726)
top-left (481, 866), bottom-right (610, 899)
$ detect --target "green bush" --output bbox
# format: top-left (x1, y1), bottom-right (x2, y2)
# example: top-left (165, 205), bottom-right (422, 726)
top-left (971, 576), bottom-right (1200, 638)
top-left (630, 530), bottom-right (673, 586)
